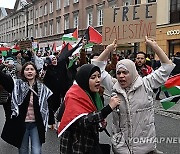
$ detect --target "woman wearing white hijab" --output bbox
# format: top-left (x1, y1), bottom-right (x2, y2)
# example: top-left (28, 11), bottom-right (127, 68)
top-left (92, 36), bottom-right (175, 154)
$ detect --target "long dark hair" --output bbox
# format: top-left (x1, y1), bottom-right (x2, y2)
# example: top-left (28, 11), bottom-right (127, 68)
top-left (21, 61), bottom-right (39, 81)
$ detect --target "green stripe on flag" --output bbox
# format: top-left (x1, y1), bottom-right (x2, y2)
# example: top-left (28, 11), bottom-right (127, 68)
top-left (12, 49), bottom-right (18, 53)
top-left (62, 37), bottom-right (77, 41)
top-left (162, 86), bottom-right (180, 96)
top-left (85, 43), bottom-right (94, 49)
top-left (160, 85), bottom-right (180, 110)
top-left (161, 101), bottom-right (176, 110)
top-left (68, 56), bottom-right (78, 69)
top-left (2, 51), bottom-right (7, 56)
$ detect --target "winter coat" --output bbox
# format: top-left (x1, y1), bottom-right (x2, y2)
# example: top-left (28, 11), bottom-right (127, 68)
top-left (92, 60), bottom-right (175, 154)
top-left (0, 70), bottom-right (52, 148)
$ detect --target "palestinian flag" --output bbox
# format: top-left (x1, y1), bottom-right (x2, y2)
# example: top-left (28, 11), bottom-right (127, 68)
top-left (52, 42), bottom-right (57, 53)
top-left (68, 56), bottom-right (79, 69)
top-left (57, 84), bottom-right (96, 137)
top-left (12, 44), bottom-right (20, 51)
top-left (59, 40), bottom-right (82, 61)
top-left (85, 42), bottom-right (94, 49)
top-left (84, 26), bottom-right (102, 44)
top-left (160, 74), bottom-right (180, 110)
top-left (62, 28), bottom-right (78, 41)
top-left (61, 43), bottom-right (72, 53)
top-left (0, 47), bottom-right (10, 51)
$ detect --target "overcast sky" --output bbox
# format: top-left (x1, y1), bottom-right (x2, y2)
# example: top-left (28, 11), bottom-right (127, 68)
top-left (0, 0), bottom-right (16, 9)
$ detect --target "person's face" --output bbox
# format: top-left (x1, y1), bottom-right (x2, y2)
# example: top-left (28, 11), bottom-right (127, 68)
top-left (37, 52), bottom-right (41, 57)
top-left (51, 57), bottom-right (57, 65)
top-left (135, 54), bottom-right (146, 67)
top-left (16, 53), bottom-right (22, 59)
top-left (24, 64), bottom-right (37, 81)
top-left (116, 68), bottom-right (131, 89)
top-left (89, 71), bottom-right (101, 92)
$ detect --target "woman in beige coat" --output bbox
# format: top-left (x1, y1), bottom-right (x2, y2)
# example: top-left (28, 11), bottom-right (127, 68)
top-left (92, 36), bottom-right (175, 154)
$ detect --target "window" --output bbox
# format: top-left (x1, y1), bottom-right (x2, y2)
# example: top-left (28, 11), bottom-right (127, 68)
top-left (35, 27), bottom-right (38, 38)
top-left (30, 28), bottom-right (33, 37)
top-left (64, 0), bottom-right (70, 7)
top-left (40, 6), bottom-right (43, 17)
top-left (50, 1), bottom-right (53, 13)
top-left (147, 0), bottom-right (156, 2)
top-left (97, 6), bottom-right (103, 26)
top-left (14, 18), bottom-right (15, 26)
top-left (170, 0), bottom-right (180, 23)
top-left (49, 22), bottom-right (53, 35)
top-left (64, 16), bottom-right (69, 30)
top-left (87, 10), bottom-right (93, 26)
top-left (9, 21), bottom-right (11, 28)
top-left (73, 13), bottom-right (78, 28)
top-left (30, 10), bottom-right (33, 19)
top-left (135, 0), bottom-right (141, 4)
top-left (108, 1), bottom-right (117, 8)
top-left (44, 24), bottom-right (47, 36)
top-left (56, 0), bottom-right (61, 10)
top-left (35, 8), bottom-right (38, 18)
top-left (124, 1), bottom-right (130, 6)
top-left (40, 25), bottom-right (43, 37)
top-left (57, 19), bottom-right (61, 34)
top-left (74, 0), bottom-right (79, 3)
top-left (44, 3), bottom-right (48, 15)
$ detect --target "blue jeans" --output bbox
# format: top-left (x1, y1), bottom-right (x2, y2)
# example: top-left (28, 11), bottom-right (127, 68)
top-left (19, 122), bottom-right (42, 154)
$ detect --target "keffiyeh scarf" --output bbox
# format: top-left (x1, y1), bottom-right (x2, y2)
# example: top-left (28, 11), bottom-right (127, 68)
top-left (11, 79), bottom-right (53, 131)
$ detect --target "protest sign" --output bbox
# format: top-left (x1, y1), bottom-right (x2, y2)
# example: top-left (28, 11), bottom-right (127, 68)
top-left (18, 40), bottom-right (32, 50)
top-left (102, 3), bottom-right (157, 45)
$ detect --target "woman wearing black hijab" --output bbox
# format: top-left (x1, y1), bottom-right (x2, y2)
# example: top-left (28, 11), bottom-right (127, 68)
top-left (58, 64), bottom-right (120, 154)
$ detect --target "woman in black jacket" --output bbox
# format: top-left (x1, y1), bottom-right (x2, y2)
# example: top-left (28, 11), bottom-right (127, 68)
top-left (0, 61), bottom-right (52, 154)
top-left (43, 43), bottom-right (81, 129)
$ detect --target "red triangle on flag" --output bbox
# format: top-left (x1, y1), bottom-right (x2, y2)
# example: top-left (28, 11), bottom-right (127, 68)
top-left (61, 43), bottom-right (72, 53)
top-left (165, 74), bottom-right (180, 89)
top-left (72, 28), bottom-right (78, 40)
top-left (52, 42), bottom-right (57, 52)
top-left (12, 44), bottom-right (20, 50)
top-left (85, 26), bottom-right (102, 44)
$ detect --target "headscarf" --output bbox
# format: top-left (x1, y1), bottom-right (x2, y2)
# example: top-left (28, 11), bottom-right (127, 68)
top-left (116, 59), bottom-right (139, 84)
top-left (49, 55), bottom-right (56, 61)
top-left (76, 64), bottom-right (100, 93)
top-left (75, 64), bottom-right (103, 110)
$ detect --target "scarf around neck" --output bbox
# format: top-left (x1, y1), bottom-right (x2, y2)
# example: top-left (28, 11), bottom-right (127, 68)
top-left (11, 79), bottom-right (53, 131)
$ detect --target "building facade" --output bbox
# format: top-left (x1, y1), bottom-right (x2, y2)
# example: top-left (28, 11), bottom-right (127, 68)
top-left (140, 0), bottom-right (180, 58)
top-left (0, 0), bottom-right (179, 56)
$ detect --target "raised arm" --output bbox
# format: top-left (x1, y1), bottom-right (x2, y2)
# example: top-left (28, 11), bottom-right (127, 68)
top-left (96, 39), bottom-right (117, 61)
top-left (0, 69), bottom-right (14, 93)
top-left (143, 36), bottom-right (175, 90)
top-left (145, 36), bottom-right (172, 64)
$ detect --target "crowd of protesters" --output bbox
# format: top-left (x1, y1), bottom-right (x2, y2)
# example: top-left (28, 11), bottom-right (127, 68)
top-left (0, 37), bottom-right (179, 154)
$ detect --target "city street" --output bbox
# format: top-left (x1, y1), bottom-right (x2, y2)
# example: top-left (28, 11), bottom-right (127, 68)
top-left (0, 105), bottom-right (180, 154)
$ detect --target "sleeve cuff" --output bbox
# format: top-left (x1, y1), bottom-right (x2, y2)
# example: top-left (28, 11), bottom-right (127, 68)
top-left (101, 104), bottom-right (113, 119)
